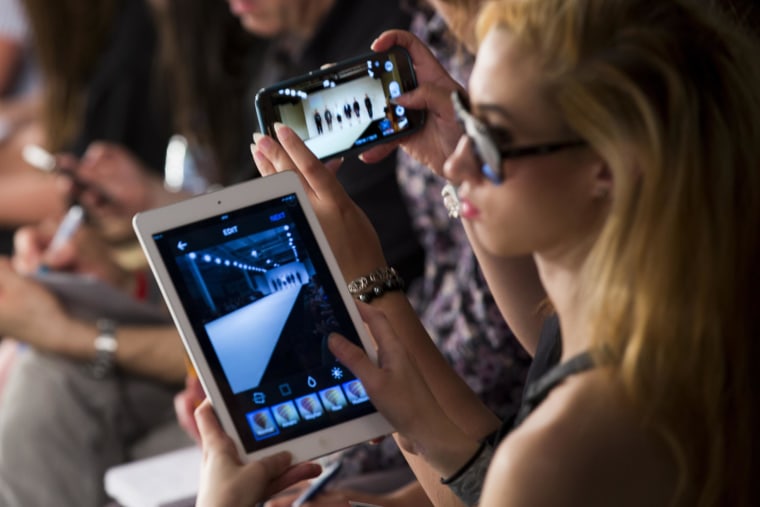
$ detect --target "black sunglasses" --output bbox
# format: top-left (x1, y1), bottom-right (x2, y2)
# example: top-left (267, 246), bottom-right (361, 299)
top-left (451, 90), bottom-right (586, 183)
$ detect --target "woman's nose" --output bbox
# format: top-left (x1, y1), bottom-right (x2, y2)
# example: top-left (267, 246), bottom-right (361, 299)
top-left (443, 135), bottom-right (482, 186)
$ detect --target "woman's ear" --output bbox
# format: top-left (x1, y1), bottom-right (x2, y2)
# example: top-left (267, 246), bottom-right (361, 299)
top-left (592, 161), bottom-right (612, 200)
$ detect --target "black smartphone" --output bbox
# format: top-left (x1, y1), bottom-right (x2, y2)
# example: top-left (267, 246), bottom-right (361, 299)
top-left (255, 46), bottom-right (424, 161)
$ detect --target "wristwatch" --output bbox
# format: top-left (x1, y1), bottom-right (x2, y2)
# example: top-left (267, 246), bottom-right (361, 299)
top-left (92, 318), bottom-right (118, 379)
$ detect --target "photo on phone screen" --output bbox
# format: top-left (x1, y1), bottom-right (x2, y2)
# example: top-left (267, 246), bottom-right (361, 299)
top-left (255, 46), bottom-right (424, 161)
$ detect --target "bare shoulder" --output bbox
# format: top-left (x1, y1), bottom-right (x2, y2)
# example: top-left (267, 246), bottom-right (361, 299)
top-left (479, 369), bottom-right (677, 507)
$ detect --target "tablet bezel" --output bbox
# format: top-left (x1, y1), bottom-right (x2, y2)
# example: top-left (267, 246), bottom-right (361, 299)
top-left (133, 171), bottom-right (392, 463)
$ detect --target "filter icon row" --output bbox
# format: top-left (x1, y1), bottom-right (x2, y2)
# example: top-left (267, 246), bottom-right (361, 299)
top-left (247, 379), bottom-right (369, 440)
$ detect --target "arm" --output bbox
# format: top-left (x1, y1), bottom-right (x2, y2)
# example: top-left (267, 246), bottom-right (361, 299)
top-left (328, 305), bottom-right (486, 506)
top-left (3, 220), bottom-right (189, 383)
top-left (0, 37), bottom-right (22, 95)
top-left (0, 259), bottom-right (186, 383)
top-left (50, 318), bottom-right (187, 385)
top-left (253, 128), bottom-right (497, 505)
top-left (369, 30), bottom-right (547, 354)
top-left (265, 476), bottom-right (436, 507)
top-left (0, 109), bottom-right (66, 226)
top-left (460, 221), bottom-right (546, 355)
top-left (0, 170), bottom-right (65, 226)
top-left (253, 126), bottom-right (500, 438)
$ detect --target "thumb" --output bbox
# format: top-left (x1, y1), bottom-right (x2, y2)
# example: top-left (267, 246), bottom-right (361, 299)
top-left (392, 82), bottom-right (457, 117)
top-left (358, 143), bottom-right (397, 165)
top-left (195, 400), bottom-right (236, 459)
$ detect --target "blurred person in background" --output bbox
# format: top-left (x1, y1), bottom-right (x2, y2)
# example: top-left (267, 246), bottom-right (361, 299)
top-left (0, 1), bottom-right (192, 506)
top-left (0, 0), bottom-right (62, 256)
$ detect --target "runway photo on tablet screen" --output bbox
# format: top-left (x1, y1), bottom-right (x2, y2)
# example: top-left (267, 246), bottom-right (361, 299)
top-left (173, 222), bottom-right (344, 395)
top-left (206, 284), bottom-right (300, 393)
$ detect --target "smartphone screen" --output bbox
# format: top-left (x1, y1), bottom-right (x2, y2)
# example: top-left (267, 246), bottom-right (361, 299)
top-left (255, 46), bottom-right (424, 161)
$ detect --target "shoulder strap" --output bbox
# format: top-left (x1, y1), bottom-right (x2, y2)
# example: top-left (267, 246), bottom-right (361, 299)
top-left (513, 351), bottom-right (595, 427)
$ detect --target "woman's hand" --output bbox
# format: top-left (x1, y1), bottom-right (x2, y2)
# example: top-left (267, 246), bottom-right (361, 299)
top-left (76, 142), bottom-right (167, 216)
top-left (12, 222), bottom-right (133, 291)
top-left (251, 124), bottom-right (387, 282)
top-left (358, 30), bottom-right (465, 176)
top-left (195, 400), bottom-right (322, 507)
top-left (62, 142), bottom-right (187, 242)
top-left (174, 373), bottom-right (206, 444)
top-left (328, 304), bottom-right (482, 478)
top-left (0, 257), bottom-right (71, 351)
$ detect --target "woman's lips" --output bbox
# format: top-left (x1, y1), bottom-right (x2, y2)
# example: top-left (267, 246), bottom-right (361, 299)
top-left (459, 197), bottom-right (480, 219)
top-left (228, 0), bottom-right (256, 16)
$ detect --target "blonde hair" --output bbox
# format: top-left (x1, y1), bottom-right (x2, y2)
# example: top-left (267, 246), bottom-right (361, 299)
top-left (477, 0), bottom-right (760, 505)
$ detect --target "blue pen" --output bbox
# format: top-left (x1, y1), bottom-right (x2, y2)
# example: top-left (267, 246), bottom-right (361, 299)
top-left (292, 458), bottom-right (343, 507)
top-left (48, 205), bottom-right (85, 254)
top-left (37, 205), bottom-right (85, 274)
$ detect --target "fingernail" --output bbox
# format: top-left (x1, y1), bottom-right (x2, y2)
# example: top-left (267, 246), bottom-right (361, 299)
top-left (327, 333), bottom-right (345, 353)
top-left (273, 122), bottom-right (289, 139)
top-left (251, 145), bottom-right (262, 164)
top-left (252, 132), bottom-right (265, 144)
top-left (255, 134), bottom-right (274, 153)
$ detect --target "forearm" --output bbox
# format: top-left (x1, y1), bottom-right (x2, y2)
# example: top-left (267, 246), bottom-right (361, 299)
top-left (462, 221), bottom-right (546, 356)
top-left (396, 448), bottom-right (467, 507)
top-left (0, 40), bottom-right (21, 96)
top-left (53, 319), bottom-right (186, 384)
top-left (386, 480), bottom-right (435, 507)
top-left (0, 93), bottom-right (41, 125)
top-left (0, 172), bottom-right (64, 226)
top-left (371, 291), bottom-right (500, 440)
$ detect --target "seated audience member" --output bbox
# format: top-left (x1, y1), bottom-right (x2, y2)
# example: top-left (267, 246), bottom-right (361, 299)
top-left (0, 223), bottom-right (192, 507)
top-left (0, 0), bottom-right (62, 255)
top-left (0, 1), bottom-right (188, 506)
top-left (196, 0), bottom-right (760, 506)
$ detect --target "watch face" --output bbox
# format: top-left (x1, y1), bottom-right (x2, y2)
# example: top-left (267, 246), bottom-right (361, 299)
top-left (92, 319), bottom-right (118, 378)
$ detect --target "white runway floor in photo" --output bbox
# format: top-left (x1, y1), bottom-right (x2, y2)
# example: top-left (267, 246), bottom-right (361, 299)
top-left (205, 286), bottom-right (300, 393)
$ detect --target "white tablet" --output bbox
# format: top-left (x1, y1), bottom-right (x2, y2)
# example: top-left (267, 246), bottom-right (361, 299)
top-left (133, 171), bottom-right (392, 463)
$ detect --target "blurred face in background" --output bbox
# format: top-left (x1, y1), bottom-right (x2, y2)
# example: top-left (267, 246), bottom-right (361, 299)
top-left (226, 0), bottom-right (335, 39)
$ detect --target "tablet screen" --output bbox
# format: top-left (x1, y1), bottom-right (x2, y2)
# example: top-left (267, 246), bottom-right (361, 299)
top-left (151, 192), bottom-right (375, 453)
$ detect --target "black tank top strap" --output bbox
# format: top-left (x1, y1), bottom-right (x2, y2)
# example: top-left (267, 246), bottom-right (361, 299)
top-left (512, 350), bottom-right (595, 428)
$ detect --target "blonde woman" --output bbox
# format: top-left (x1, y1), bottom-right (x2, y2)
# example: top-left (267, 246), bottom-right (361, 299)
top-left (197, 0), bottom-right (760, 505)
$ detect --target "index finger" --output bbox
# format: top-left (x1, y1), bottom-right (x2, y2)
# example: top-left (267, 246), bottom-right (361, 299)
top-left (371, 30), bottom-right (451, 84)
top-left (371, 29), bottom-right (423, 54)
top-left (272, 124), bottom-right (349, 204)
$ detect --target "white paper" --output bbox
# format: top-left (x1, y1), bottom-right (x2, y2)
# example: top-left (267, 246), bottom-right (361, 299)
top-left (104, 445), bottom-right (201, 507)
